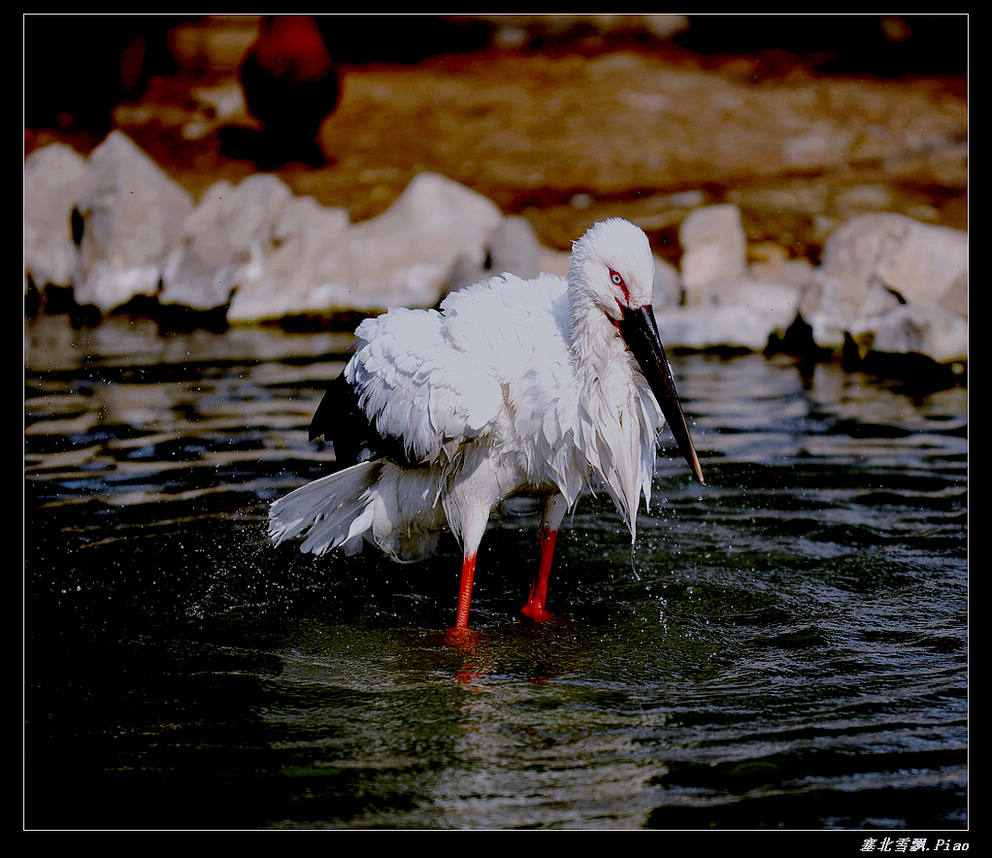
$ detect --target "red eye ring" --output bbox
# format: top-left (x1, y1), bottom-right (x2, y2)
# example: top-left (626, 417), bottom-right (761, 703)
top-left (609, 268), bottom-right (630, 303)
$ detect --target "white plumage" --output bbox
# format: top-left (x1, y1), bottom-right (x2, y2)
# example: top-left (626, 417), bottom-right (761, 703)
top-left (269, 218), bottom-right (704, 629)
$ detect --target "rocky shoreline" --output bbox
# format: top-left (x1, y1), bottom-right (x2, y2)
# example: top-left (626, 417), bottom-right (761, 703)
top-left (25, 129), bottom-right (966, 383)
top-left (24, 15), bottom-right (967, 387)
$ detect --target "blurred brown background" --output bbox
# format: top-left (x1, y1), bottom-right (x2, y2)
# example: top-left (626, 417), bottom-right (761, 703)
top-left (24, 14), bottom-right (967, 265)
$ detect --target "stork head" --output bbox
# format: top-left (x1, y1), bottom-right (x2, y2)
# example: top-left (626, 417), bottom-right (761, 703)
top-left (569, 218), bottom-right (656, 321)
top-left (569, 218), bottom-right (705, 485)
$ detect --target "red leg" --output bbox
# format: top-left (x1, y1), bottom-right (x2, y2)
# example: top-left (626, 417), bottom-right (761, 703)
top-left (453, 553), bottom-right (477, 629)
top-left (521, 526), bottom-right (557, 621)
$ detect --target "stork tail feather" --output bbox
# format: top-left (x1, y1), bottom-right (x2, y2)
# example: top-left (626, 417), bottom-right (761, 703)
top-left (269, 461), bottom-right (382, 556)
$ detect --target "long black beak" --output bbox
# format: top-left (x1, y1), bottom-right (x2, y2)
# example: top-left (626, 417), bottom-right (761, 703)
top-left (617, 304), bottom-right (705, 485)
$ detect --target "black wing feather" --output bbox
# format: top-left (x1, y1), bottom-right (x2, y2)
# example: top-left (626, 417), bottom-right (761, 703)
top-left (309, 373), bottom-right (414, 468)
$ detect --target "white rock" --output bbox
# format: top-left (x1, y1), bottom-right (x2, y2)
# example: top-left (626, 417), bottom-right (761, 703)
top-left (344, 171), bottom-right (504, 309)
top-left (750, 254), bottom-right (816, 290)
top-left (232, 171), bottom-right (504, 319)
top-left (72, 132), bottom-right (194, 311)
top-left (659, 276), bottom-right (802, 351)
top-left (24, 143), bottom-right (90, 291)
top-left (679, 204), bottom-right (747, 297)
top-left (801, 212), bottom-right (968, 361)
top-left (874, 219), bottom-right (967, 306)
top-left (938, 271), bottom-right (967, 318)
top-left (652, 255), bottom-right (682, 310)
top-left (161, 174), bottom-right (296, 310)
top-left (659, 304), bottom-right (763, 352)
top-left (869, 301), bottom-right (967, 364)
top-left (226, 195), bottom-right (352, 321)
top-left (801, 273), bottom-right (903, 352)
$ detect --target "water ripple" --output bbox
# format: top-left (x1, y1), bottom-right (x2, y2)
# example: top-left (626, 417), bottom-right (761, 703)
top-left (24, 316), bottom-right (967, 831)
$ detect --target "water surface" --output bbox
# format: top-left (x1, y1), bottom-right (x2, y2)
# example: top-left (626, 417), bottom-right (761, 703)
top-left (24, 315), bottom-right (967, 831)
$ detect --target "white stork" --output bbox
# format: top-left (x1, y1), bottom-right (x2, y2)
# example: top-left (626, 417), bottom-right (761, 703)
top-left (269, 218), bottom-right (704, 629)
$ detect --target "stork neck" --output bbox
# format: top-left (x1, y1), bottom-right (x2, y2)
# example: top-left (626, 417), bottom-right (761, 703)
top-left (568, 300), bottom-right (627, 384)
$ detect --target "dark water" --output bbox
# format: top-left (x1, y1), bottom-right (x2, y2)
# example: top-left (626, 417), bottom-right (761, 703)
top-left (24, 314), bottom-right (968, 832)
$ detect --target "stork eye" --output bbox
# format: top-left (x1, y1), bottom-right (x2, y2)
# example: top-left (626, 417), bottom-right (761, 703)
top-left (609, 269), bottom-right (630, 304)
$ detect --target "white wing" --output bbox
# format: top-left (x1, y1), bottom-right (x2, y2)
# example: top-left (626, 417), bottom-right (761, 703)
top-left (346, 304), bottom-right (504, 464)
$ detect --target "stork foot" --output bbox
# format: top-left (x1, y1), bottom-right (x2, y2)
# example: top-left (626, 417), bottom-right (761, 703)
top-left (444, 625), bottom-right (482, 649)
top-left (520, 602), bottom-right (554, 623)
top-left (521, 525), bottom-right (558, 622)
